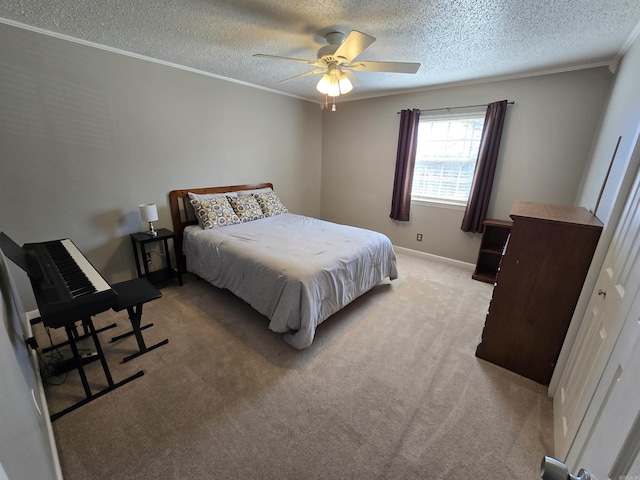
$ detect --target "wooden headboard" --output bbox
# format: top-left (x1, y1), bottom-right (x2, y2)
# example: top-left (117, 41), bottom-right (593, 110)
top-left (168, 182), bottom-right (273, 270)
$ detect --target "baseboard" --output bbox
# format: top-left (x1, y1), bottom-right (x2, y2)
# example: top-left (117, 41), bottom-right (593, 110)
top-left (25, 309), bottom-right (64, 480)
top-left (393, 246), bottom-right (475, 272)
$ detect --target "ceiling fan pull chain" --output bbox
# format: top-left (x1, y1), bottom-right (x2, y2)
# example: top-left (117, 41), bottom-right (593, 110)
top-left (332, 97), bottom-right (336, 112)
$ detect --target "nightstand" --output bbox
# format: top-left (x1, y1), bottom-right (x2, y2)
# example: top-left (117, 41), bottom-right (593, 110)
top-left (130, 228), bottom-right (183, 286)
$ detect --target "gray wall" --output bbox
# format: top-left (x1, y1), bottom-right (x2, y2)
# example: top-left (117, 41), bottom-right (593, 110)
top-left (552, 33), bottom-right (640, 391)
top-left (0, 22), bottom-right (323, 310)
top-left (321, 68), bottom-right (613, 263)
top-left (577, 36), bottom-right (640, 224)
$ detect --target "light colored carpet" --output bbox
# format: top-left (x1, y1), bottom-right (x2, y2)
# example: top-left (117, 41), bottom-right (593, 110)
top-left (39, 250), bottom-right (553, 479)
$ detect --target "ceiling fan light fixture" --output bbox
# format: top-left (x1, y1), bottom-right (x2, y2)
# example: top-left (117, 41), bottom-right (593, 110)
top-left (316, 73), bottom-right (332, 95)
top-left (317, 67), bottom-right (352, 97)
top-left (327, 75), bottom-right (342, 97)
top-left (317, 73), bottom-right (341, 97)
top-left (255, 30), bottom-right (420, 100)
top-left (338, 72), bottom-right (353, 94)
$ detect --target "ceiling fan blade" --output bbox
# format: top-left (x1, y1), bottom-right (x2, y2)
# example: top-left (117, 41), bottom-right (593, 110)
top-left (278, 68), bottom-right (327, 83)
top-left (333, 30), bottom-right (376, 63)
top-left (253, 54), bottom-right (324, 67)
top-left (343, 69), bottom-right (361, 87)
top-left (346, 61), bottom-right (421, 74)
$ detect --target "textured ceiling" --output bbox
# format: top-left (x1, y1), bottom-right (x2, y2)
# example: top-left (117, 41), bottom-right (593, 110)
top-left (1, 0), bottom-right (639, 103)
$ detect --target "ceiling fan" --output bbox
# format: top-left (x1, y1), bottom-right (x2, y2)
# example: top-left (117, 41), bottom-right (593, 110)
top-left (254, 30), bottom-right (420, 107)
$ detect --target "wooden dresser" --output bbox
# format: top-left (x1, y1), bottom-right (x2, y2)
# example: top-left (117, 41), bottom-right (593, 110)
top-left (475, 201), bottom-right (603, 385)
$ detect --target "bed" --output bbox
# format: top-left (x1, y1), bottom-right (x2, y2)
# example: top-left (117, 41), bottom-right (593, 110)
top-left (168, 183), bottom-right (398, 349)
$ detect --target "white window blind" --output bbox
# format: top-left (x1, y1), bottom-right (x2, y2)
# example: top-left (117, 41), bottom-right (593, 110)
top-left (412, 113), bottom-right (485, 206)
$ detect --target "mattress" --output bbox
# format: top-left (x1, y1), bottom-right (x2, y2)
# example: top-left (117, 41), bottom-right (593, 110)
top-left (183, 213), bottom-right (398, 349)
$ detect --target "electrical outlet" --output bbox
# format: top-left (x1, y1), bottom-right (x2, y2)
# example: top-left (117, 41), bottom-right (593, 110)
top-left (416, 233), bottom-right (423, 241)
top-left (145, 252), bottom-right (152, 264)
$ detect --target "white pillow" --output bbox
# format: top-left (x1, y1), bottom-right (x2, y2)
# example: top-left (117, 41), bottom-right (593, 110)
top-left (238, 187), bottom-right (273, 196)
top-left (188, 191), bottom-right (238, 202)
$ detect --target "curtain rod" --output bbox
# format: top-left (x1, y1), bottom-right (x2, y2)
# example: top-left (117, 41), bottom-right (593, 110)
top-left (397, 101), bottom-right (515, 114)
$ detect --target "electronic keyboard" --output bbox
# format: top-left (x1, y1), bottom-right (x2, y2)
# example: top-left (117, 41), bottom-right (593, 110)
top-left (23, 238), bottom-right (117, 328)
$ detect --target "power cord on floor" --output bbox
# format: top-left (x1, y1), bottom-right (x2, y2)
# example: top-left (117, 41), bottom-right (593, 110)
top-left (37, 325), bottom-right (94, 386)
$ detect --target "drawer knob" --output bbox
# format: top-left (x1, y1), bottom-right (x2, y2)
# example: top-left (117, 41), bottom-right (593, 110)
top-left (597, 289), bottom-right (607, 298)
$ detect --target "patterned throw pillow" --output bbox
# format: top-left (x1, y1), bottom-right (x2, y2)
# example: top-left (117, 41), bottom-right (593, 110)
top-left (188, 192), bottom-right (238, 228)
top-left (253, 191), bottom-right (288, 217)
top-left (189, 196), bottom-right (240, 229)
top-left (227, 195), bottom-right (265, 223)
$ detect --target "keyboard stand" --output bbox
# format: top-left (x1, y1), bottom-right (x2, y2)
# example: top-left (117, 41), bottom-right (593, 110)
top-left (41, 318), bottom-right (117, 354)
top-left (49, 317), bottom-right (143, 422)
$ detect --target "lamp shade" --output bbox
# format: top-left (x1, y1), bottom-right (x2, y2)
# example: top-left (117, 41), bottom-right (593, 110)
top-left (316, 70), bottom-right (353, 97)
top-left (338, 73), bottom-right (353, 94)
top-left (139, 203), bottom-right (158, 223)
top-left (316, 73), bottom-right (332, 94)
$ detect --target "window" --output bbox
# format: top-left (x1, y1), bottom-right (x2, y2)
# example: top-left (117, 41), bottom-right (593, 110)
top-left (412, 113), bottom-right (485, 206)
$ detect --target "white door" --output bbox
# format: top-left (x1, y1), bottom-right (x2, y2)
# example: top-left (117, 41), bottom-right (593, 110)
top-left (567, 287), bottom-right (640, 478)
top-left (554, 153), bottom-right (640, 459)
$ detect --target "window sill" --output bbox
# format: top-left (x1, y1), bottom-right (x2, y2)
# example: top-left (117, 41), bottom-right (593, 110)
top-left (411, 198), bottom-right (467, 211)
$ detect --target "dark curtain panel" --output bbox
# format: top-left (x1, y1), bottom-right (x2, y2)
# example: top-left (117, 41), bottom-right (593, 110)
top-left (461, 99), bottom-right (508, 233)
top-left (390, 108), bottom-right (421, 221)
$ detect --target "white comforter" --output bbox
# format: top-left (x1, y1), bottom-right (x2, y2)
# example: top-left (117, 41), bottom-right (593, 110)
top-left (183, 213), bottom-right (398, 349)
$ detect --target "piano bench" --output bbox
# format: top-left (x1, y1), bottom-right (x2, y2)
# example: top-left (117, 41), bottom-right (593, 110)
top-left (110, 278), bottom-right (168, 363)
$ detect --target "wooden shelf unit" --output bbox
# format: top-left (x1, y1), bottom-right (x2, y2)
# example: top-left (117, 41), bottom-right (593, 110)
top-left (472, 219), bottom-right (513, 284)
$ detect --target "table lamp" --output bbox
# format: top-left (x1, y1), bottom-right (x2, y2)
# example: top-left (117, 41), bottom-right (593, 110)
top-left (139, 203), bottom-right (158, 237)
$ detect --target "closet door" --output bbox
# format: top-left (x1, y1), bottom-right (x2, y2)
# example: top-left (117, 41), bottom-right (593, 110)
top-left (554, 163), bottom-right (640, 460)
top-left (568, 289), bottom-right (640, 478)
